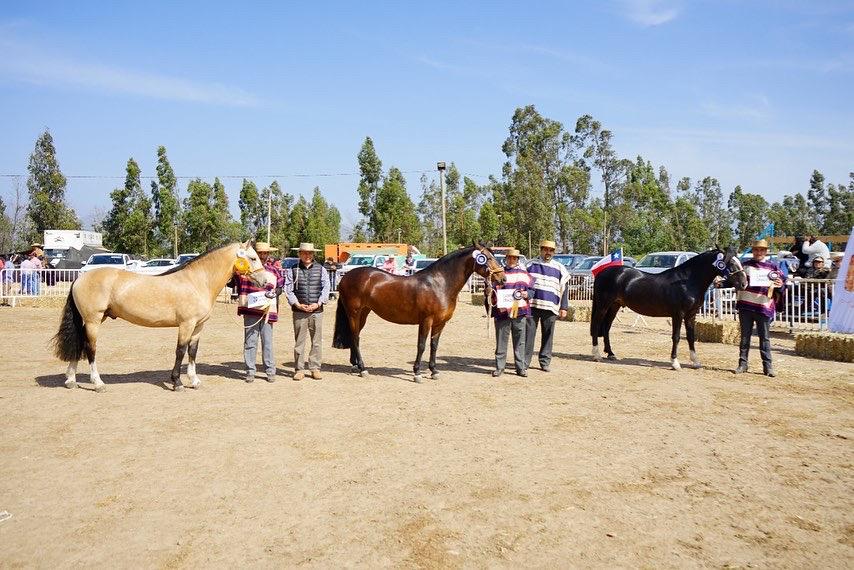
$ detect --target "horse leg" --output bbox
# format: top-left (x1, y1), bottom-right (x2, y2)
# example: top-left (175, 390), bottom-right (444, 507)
top-left (603, 305), bottom-right (621, 360)
top-left (187, 323), bottom-right (205, 388)
top-left (670, 314), bottom-right (683, 370)
top-left (65, 360), bottom-right (78, 389)
top-left (427, 321), bottom-right (448, 379)
top-left (350, 309), bottom-right (370, 377)
top-left (81, 319), bottom-right (107, 392)
top-left (171, 322), bottom-right (195, 391)
top-left (685, 314), bottom-right (701, 369)
top-left (413, 320), bottom-right (431, 383)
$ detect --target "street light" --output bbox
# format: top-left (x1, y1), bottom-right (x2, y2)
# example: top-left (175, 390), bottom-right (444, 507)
top-left (437, 161), bottom-right (447, 255)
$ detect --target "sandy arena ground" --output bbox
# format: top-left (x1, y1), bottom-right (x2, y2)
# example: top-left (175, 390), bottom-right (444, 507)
top-left (0, 300), bottom-right (852, 568)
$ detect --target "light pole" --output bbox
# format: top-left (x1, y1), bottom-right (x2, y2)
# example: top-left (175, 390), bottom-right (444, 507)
top-left (437, 161), bottom-right (447, 255)
top-left (266, 187), bottom-right (272, 244)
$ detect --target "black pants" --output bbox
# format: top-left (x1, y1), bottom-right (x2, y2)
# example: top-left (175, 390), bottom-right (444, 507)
top-left (525, 308), bottom-right (558, 368)
top-left (738, 310), bottom-right (773, 371)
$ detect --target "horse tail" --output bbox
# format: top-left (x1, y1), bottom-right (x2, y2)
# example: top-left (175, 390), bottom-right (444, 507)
top-left (590, 287), bottom-right (601, 339)
top-left (332, 298), bottom-right (353, 349)
top-left (52, 286), bottom-right (87, 362)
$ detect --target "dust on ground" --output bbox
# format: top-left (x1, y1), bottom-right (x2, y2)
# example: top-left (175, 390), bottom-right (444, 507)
top-left (0, 301), bottom-right (852, 568)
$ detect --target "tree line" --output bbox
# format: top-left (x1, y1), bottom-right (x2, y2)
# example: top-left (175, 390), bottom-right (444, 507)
top-left (351, 106), bottom-right (852, 257)
top-left (2, 115), bottom-right (852, 258)
top-left (0, 130), bottom-right (341, 257)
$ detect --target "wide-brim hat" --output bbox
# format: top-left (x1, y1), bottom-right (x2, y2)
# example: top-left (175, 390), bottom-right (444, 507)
top-left (813, 256), bottom-right (825, 263)
top-left (506, 248), bottom-right (522, 258)
top-left (291, 242), bottom-right (321, 253)
top-left (751, 238), bottom-right (769, 249)
top-left (829, 252), bottom-right (843, 260)
top-left (254, 242), bottom-right (278, 253)
top-left (539, 240), bottom-right (557, 250)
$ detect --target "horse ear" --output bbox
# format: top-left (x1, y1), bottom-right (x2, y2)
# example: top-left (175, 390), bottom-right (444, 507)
top-left (715, 243), bottom-right (721, 251)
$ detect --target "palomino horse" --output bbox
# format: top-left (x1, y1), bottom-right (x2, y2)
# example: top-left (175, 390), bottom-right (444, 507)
top-left (590, 247), bottom-right (747, 370)
top-left (333, 243), bottom-right (505, 382)
top-left (52, 242), bottom-right (272, 392)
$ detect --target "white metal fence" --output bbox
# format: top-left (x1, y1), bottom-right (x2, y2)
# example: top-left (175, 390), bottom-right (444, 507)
top-left (1, 268), bottom-right (81, 304)
top-left (469, 273), bottom-right (594, 302)
top-left (700, 278), bottom-right (836, 332)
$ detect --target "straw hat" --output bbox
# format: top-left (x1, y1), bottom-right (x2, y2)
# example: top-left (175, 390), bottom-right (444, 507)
top-left (254, 242), bottom-right (278, 253)
top-left (751, 238), bottom-right (769, 249)
top-left (291, 242), bottom-right (321, 253)
top-left (539, 239), bottom-right (557, 250)
top-left (813, 256), bottom-right (825, 263)
top-left (829, 251), bottom-right (843, 261)
top-left (506, 248), bottom-right (522, 258)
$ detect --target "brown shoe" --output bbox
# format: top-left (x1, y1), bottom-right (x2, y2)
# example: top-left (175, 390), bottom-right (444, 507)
top-left (293, 370), bottom-right (305, 381)
top-left (310, 369), bottom-right (322, 380)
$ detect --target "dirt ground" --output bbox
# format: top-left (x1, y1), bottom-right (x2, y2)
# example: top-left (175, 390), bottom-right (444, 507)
top-left (0, 299), bottom-right (852, 568)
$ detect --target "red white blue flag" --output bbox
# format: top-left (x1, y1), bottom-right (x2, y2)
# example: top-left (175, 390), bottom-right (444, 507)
top-left (591, 249), bottom-right (623, 277)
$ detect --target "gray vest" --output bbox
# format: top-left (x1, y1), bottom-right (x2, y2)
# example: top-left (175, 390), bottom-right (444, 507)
top-left (293, 263), bottom-right (324, 312)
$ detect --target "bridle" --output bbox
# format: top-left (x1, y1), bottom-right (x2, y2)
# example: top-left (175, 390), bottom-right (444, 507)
top-left (475, 245), bottom-right (505, 283)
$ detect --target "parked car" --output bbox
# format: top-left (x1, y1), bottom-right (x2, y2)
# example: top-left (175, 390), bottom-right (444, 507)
top-left (623, 257), bottom-right (637, 268)
top-left (553, 254), bottom-right (587, 269)
top-left (406, 258), bottom-right (437, 275)
top-left (136, 258), bottom-right (177, 275)
top-left (635, 251), bottom-right (697, 274)
top-left (280, 257), bottom-right (299, 269)
top-left (80, 253), bottom-right (134, 273)
top-left (176, 253), bottom-right (199, 265)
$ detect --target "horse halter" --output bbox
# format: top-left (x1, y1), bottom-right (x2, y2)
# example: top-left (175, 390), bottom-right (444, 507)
top-left (234, 250), bottom-right (266, 277)
top-left (714, 252), bottom-right (744, 278)
top-left (472, 246), bottom-right (504, 282)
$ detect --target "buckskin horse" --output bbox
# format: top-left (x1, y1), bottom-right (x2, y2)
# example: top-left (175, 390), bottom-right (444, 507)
top-left (590, 247), bottom-right (747, 370)
top-left (52, 242), bottom-right (272, 392)
top-left (333, 243), bottom-right (505, 382)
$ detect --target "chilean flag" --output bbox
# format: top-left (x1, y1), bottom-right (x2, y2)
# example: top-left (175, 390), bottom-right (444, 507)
top-left (591, 249), bottom-right (623, 277)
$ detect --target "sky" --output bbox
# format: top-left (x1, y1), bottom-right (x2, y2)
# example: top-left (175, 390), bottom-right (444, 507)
top-left (1, 0), bottom-right (852, 233)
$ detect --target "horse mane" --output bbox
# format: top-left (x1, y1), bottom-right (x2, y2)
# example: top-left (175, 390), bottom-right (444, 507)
top-left (157, 242), bottom-right (236, 276)
top-left (417, 245), bottom-right (478, 274)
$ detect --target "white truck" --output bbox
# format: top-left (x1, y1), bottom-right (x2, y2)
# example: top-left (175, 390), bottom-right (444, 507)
top-left (44, 230), bottom-right (104, 266)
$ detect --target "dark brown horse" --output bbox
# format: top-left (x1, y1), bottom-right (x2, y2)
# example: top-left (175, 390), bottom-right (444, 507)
top-left (333, 243), bottom-right (505, 382)
top-left (590, 247), bottom-right (747, 370)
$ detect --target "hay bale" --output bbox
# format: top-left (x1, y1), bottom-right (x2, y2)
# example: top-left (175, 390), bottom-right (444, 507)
top-left (795, 332), bottom-right (854, 363)
top-left (695, 318), bottom-right (740, 345)
top-left (471, 293), bottom-right (484, 306)
top-left (13, 296), bottom-right (66, 309)
top-left (568, 306), bottom-right (591, 322)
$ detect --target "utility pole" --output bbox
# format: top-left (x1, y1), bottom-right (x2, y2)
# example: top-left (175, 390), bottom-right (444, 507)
top-left (437, 162), bottom-right (447, 255)
top-left (173, 224), bottom-right (178, 258)
top-left (266, 188), bottom-right (272, 244)
top-left (397, 228), bottom-right (402, 244)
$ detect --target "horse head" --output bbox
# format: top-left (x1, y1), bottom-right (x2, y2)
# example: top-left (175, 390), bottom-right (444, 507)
top-left (472, 241), bottom-right (506, 286)
top-left (236, 241), bottom-right (276, 288)
top-left (714, 245), bottom-right (747, 290)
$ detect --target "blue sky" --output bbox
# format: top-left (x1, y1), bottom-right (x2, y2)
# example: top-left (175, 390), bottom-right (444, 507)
top-left (1, 1), bottom-right (852, 233)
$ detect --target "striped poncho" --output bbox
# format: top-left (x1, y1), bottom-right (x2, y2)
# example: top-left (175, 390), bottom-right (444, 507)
top-left (736, 258), bottom-right (785, 319)
top-left (526, 257), bottom-right (570, 315)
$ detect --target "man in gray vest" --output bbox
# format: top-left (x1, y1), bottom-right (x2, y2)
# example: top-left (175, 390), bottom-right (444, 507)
top-left (284, 242), bottom-right (331, 380)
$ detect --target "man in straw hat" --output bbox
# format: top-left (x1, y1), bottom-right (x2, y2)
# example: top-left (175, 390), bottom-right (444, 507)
top-left (236, 242), bottom-right (284, 383)
top-left (284, 242), bottom-right (331, 380)
top-left (525, 239), bottom-right (570, 372)
top-left (489, 248), bottom-right (534, 378)
top-left (734, 238), bottom-right (785, 377)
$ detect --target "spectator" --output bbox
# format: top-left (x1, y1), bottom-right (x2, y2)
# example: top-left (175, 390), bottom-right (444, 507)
top-left (810, 256), bottom-right (830, 280)
top-left (20, 254), bottom-right (35, 295)
top-left (382, 255), bottom-right (396, 274)
top-left (802, 236), bottom-right (831, 270)
top-left (1, 255), bottom-right (11, 303)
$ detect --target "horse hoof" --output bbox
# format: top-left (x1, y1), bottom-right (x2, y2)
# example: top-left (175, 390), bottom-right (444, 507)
top-left (413, 374), bottom-right (422, 383)
top-left (359, 370), bottom-right (369, 378)
top-left (190, 379), bottom-right (201, 389)
top-left (94, 384), bottom-right (106, 393)
top-left (606, 354), bottom-right (617, 361)
top-left (64, 380), bottom-right (78, 389)
top-left (671, 359), bottom-right (682, 371)
top-left (430, 372), bottom-right (439, 380)
top-left (174, 384), bottom-right (184, 392)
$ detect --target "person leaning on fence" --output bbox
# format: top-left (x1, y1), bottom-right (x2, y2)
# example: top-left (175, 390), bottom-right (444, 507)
top-left (802, 235), bottom-right (830, 270)
top-left (489, 249), bottom-right (534, 378)
top-left (284, 242), bottom-right (330, 381)
top-left (734, 238), bottom-right (785, 378)
top-left (236, 242), bottom-right (284, 384)
top-left (525, 239), bottom-right (570, 372)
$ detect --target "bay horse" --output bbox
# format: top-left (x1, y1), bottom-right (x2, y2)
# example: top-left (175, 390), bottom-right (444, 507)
top-left (52, 242), bottom-right (272, 392)
top-left (332, 243), bottom-right (505, 382)
top-left (590, 247), bottom-right (747, 370)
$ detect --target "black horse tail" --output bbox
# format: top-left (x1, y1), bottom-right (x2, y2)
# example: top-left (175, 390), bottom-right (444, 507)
top-left (332, 299), bottom-right (353, 349)
top-left (590, 286), bottom-right (601, 338)
top-left (52, 286), bottom-right (86, 362)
